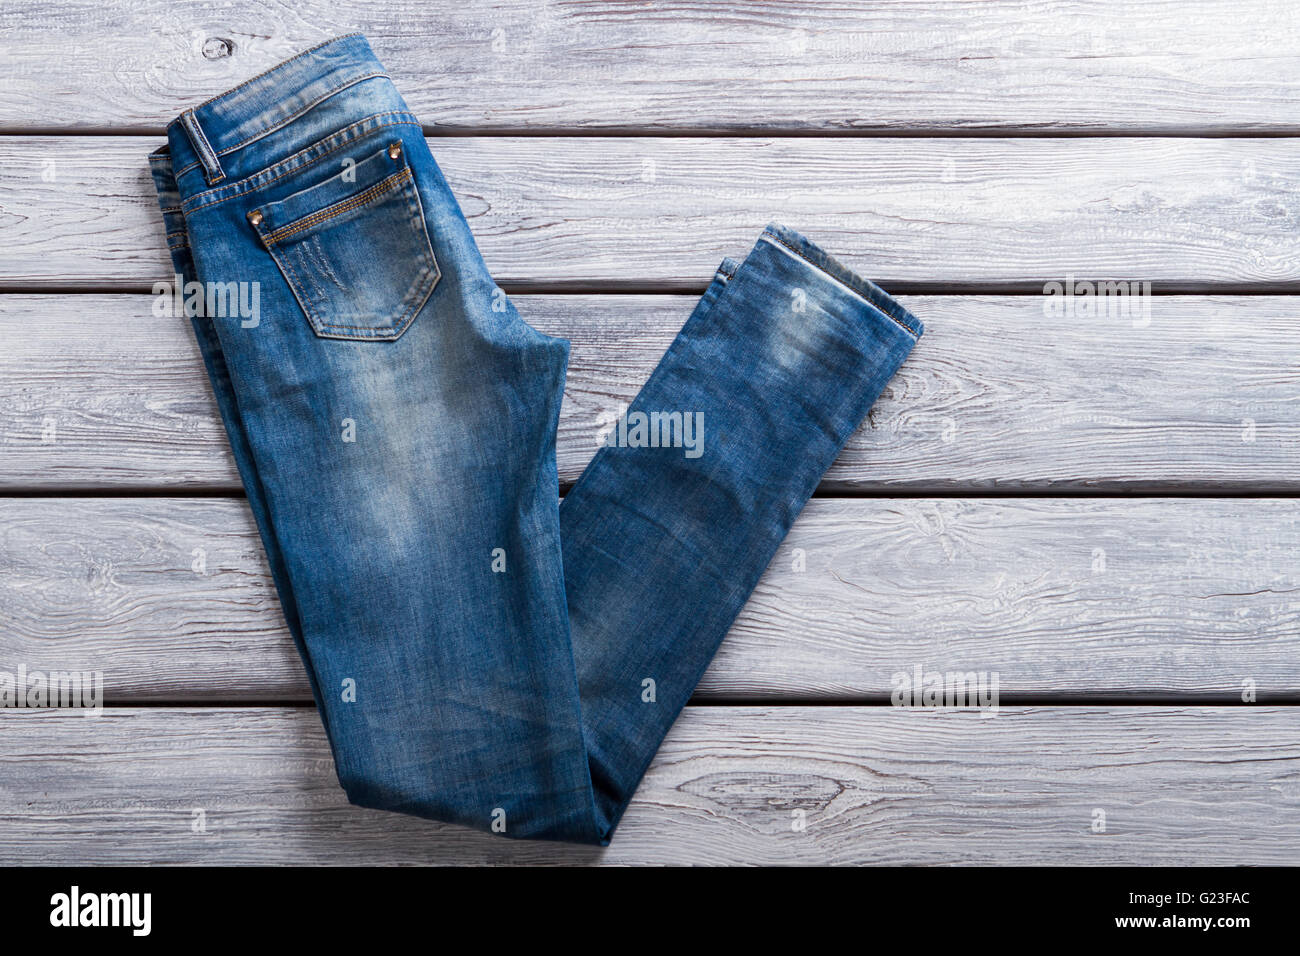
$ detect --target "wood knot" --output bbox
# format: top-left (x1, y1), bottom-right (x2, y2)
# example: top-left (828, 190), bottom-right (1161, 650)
top-left (202, 37), bottom-right (234, 59)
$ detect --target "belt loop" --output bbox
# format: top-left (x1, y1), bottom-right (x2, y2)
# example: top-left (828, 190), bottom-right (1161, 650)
top-left (179, 108), bottom-right (225, 185)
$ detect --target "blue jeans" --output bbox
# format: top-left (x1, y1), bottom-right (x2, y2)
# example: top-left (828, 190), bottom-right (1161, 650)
top-left (149, 34), bottom-right (923, 844)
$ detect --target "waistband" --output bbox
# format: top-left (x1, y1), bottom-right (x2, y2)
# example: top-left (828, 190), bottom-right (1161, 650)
top-left (159, 34), bottom-right (389, 187)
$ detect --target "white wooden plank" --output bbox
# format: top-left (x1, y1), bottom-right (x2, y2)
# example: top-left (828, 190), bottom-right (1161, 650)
top-left (2, 1), bottom-right (1298, 132)
top-left (2, 294), bottom-right (1297, 491)
top-left (3, 497), bottom-right (1297, 701)
top-left (1, 706), bottom-right (1297, 864)
top-left (2, 137), bottom-right (1299, 288)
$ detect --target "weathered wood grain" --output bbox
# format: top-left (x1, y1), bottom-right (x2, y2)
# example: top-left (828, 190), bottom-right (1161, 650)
top-left (2, 294), bottom-right (1297, 491)
top-left (2, 0), bottom-right (1294, 871)
top-left (3, 497), bottom-right (1298, 702)
top-left (1, 706), bottom-right (1297, 864)
top-left (2, 1), bottom-right (1299, 132)
top-left (3, 137), bottom-right (1299, 289)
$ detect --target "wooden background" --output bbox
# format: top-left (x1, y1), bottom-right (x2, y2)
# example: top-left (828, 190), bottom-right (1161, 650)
top-left (2, 0), bottom-right (1299, 865)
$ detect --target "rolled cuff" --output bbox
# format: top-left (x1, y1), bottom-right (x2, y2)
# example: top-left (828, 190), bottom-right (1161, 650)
top-left (759, 221), bottom-right (923, 341)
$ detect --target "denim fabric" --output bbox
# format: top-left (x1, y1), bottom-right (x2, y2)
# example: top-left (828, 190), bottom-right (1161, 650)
top-left (150, 34), bottom-right (923, 845)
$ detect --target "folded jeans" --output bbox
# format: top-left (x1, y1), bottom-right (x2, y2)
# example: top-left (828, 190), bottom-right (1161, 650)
top-left (149, 33), bottom-right (923, 844)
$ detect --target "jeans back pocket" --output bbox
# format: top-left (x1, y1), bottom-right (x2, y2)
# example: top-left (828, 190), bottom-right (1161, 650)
top-left (250, 139), bottom-right (439, 341)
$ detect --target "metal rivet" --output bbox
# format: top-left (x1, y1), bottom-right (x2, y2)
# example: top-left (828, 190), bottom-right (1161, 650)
top-left (388, 142), bottom-right (401, 160)
top-left (247, 209), bottom-right (263, 226)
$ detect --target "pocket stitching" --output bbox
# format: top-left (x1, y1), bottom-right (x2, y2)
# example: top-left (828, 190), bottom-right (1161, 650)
top-left (263, 170), bottom-right (438, 340)
top-left (266, 166), bottom-right (412, 243)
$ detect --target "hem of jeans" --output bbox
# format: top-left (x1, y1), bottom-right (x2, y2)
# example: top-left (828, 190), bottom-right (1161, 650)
top-left (758, 223), bottom-right (923, 341)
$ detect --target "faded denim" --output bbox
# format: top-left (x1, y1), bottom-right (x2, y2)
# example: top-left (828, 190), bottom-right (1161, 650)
top-left (149, 34), bottom-right (923, 845)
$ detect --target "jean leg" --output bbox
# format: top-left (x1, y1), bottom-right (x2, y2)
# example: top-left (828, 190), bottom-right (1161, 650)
top-left (149, 153), bottom-right (324, 717)
top-left (560, 224), bottom-right (924, 838)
